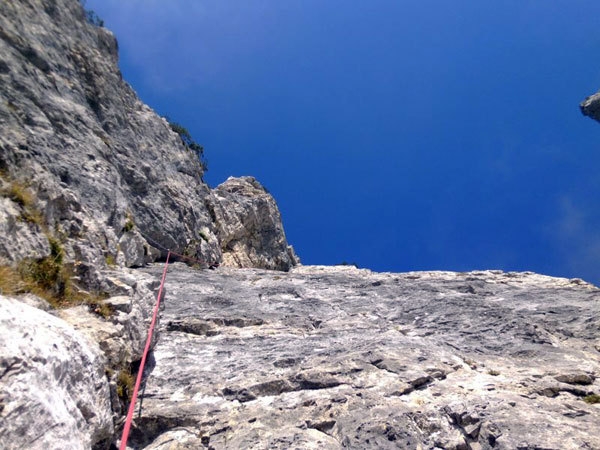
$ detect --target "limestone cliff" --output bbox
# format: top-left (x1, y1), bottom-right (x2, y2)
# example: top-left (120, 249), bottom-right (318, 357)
top-left (0, 0), bottom-right (297, 281)
top-left (1, 1), bottom-right (599, 449)
top-left (210, 176), bottom-right (299, 271)
top-left (129, 265), bottom-right (600, 449)
top-left (0, 0), bottom-right (296, 448)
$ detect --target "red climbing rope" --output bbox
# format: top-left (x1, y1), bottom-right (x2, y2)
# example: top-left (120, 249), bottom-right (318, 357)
top-left (118, 241), bottom-right (217, 449)
top-left (119, 250), bottom-right (171, 450)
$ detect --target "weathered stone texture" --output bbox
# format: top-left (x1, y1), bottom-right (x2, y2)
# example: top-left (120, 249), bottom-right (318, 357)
top-left (131, 264), bottom-right (600, 450)
top-left (210, 176), bottom-right (299, 271)
top-left (3, 1), bottom-right (600, 449)
top-left (58, 268), bottom-right (160, 368)
top-left (0, 1), bottom-right (297, 447)
top-left (0, 296), bottom-right (113, 449)
top-left (0, 0), bottom-right (296, 274)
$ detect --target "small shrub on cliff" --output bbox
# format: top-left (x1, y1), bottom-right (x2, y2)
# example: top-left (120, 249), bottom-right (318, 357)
top-left (117, 367), bottom-right (135, 401)
top-left (18, 237), bottom-right (69, 303)
top-left (0, 257), bottom-right (68, 305)
top-left (339, 261), bottom-right (359, 268)
top-left (105, 253), bottom-right (116, 267)
top-left (123, 218), bottom-right (135, 233)
top-left (87, 296), bottom-right (113, 319)
top-left (584, 394), bottom-right (600, 404)
top-left (0, 266), bottom-right (22, 296)
top-left (0, 236), bottom-right (111, 314)
top-left (5, 182), bottom-right (33, 207)
top-left (79, 1), bottom-right (104, 27)
top-left (86, 10), bottom-right (104, 27)
top-left (164, 116), bottom-right (208, 172)
top-left (0, 179), bottom-right (44, 225)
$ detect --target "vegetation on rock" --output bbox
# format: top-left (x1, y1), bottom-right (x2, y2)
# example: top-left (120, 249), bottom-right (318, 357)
top-left (116, 367), bottom-right (135, 402)
top-left (0, 178), bottom-right (44, 225)
top-left (584, 394), bottom-right (600, 404)
top-left (3, 239), bottom-right (111, 317)
top-left (0, 175), bottom-right (112, 315)
top-left (79, 0), bottom-right (104, 27)
top-left (105, 253), bottom-right (116, 267)
top-left (123, 217), bottom-right (135, 233)
top-left (165, 116), bottom-right (208, 172)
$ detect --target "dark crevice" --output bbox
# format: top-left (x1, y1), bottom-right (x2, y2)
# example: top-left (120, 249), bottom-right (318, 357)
top-left (167, 320), bottom-right (220, 337)
top-left (0, 358), bottom-right (22, 380)
top-left (306, 419), bottom-right (337, 434)
top-left (126, 416), bottom-right (200, 449)
top-left (204, 199), bottom-right (217, 223)
top-left (166, 317), bottom-right (265, 337)
top-left (443, 405), bottom-right (483, 445)
top-left (223, 374), bottom-right (345, 403)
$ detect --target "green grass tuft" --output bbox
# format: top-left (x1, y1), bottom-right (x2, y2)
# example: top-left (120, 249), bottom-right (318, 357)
top-left (117, 368), bottom-right (135, 401)
top-left (584, 394), bottom-right (600, 404)
top-left (122, 216), bottom-right (135, 233)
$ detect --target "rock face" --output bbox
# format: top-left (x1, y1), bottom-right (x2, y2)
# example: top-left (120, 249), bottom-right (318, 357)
top-left (2, 1), bottom-right (599, 449)
top-left (580, 91), bottom-right (600, 123)
top-left (210, 177), bottom-right (299, 271)
top-left (0, 0), bottom-right (296, 280)
top-left (0, 267), bottom-right (162, 450)
top-left (0, 1), bottom-right (297, 446)
top-left (132, 264), bottom-right (600, 450)
top-left (0, 297), bottom-right (113, 449)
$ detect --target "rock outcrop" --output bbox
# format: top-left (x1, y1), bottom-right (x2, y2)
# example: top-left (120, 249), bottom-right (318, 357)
top-left (210, 177), bottom-right (299, 271)
top-left (0, 0), bottom-right (296, 282)
top-left (0, 297), bottom-right (113, 449)
top-left (0, 267), bottom-right (161, 449)
top-left (580, 91), bottom-right (600, 123)
top-left (133, 264), bottom-right (600, 450)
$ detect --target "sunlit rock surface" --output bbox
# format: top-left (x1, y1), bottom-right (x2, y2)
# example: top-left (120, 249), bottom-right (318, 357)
top-left (209, 176), bottom-right (299, 272)
top-left (0, 297), bottom-right (113, 449)
top-left (131, 264), bottom-right (600, 449)
top-left (0, 0), bottom-right (296, 277)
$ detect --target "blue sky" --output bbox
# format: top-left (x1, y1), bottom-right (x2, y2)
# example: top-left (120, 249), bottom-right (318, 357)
top-left (86, 0), bottom-right (600, 284)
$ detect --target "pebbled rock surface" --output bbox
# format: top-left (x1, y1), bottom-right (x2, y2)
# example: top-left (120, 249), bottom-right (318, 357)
top-left (0, 296), bottom-right (113, 449)
top-left (132, 264), bottom-right (600, 450)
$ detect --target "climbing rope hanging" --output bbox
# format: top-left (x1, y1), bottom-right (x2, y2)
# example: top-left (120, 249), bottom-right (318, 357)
top-left (119, 239), bottom-right (219, 449)
top-left (119, 250), bottom-right (171, 450)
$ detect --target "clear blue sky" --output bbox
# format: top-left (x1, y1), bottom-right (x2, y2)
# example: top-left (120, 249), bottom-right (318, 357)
top-left (86, 0), bottom-right (600, 284)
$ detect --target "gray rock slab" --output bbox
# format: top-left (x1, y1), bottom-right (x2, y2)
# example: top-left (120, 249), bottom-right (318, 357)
top-left (0, 296), bottom-right (113, 449)
top-left (125, 264), bottom-right (600, 449)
